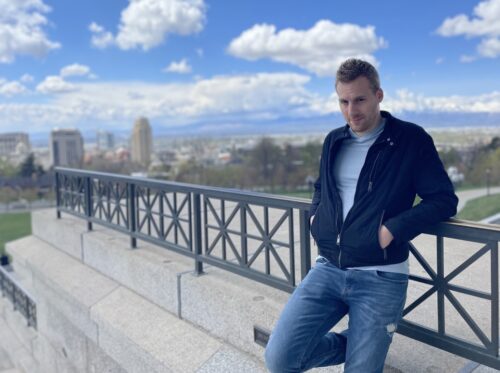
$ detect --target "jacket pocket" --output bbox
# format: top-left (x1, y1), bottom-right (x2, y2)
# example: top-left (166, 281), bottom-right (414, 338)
top-left (341, 209), bottom-right (386, 260)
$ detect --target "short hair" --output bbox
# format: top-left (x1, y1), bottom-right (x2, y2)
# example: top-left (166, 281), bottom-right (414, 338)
top-left (335, 58), bottom-right (380, 92)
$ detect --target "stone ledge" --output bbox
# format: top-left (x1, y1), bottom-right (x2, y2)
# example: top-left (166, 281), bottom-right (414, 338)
top-left (81, 228), bottom-right (193, 316)
top-left (31, 208), bottom-right (88, 261)
top-left (7, 234), bottom-right (119, 343)
top-left (90, 286), bottom-right (223, 373)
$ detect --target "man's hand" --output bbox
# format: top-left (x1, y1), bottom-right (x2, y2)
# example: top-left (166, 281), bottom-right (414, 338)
top-left (379, 225), bottom-right (394, 249)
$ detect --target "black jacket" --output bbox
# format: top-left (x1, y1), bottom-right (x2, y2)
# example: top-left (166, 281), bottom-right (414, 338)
top-left (310, 111), bottom-right (458, 268)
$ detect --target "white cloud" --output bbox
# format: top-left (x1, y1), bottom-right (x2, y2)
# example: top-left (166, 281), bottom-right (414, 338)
top-left (163, 59), bottom-right (192, 74)
top-left (0, 80), bottom-right (27, 97)
top-left (3, 73), bottom-right (500, 132)
top-left (0, 0), bottom-right (61, 63)
top-left (2, 73), bottom-right (322, 130)
top-left (478, 37), bottom-right (500, 57)
top-left (60, 63), bottom-right (92, 78)
top-left (36, 76), bottom-right (78, 94)
top-left (89, 0), bottom-right (206, 51)
top-left (437, 0), bottom-right (500, 37)
top-left (435, 57), bottom-right (444, 64)
top-left (227, 20), bottom-right (387, 77)
top-left (196, 48), bottom-right (204, 57)
top-left (89, 22), bottom-right (114, 49)
top-left (437, 0), bottom-right (500, 59)
top-left (460, 55), bottom-right (477, 63)
top-left (20, 74), bottom-right (35, 83)
top-left (383, 89), bottom-right (500, 113)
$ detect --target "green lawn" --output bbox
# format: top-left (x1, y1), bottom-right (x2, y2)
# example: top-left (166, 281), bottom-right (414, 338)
top-left (457, 193), bottom-right (500, 221)
top-left (0, 212), bottom-right (31, 257)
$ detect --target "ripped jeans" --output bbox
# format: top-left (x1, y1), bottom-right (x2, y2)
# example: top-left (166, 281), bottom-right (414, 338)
top-left (265, 257), bottom-right (408, 373)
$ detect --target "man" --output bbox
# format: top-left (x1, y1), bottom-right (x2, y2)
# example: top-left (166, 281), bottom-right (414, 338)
top-left (265, 58), bottom-right (458, 372)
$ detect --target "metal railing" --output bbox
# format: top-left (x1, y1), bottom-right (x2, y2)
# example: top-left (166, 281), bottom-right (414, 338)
top-left (54, 167), bottom-right (500, 369)
top-left (0, 265), bottom-right (37, 329)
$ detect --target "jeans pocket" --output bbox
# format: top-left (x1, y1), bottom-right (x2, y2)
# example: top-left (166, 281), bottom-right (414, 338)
top-left (375, 270), bottom-right (408, 283)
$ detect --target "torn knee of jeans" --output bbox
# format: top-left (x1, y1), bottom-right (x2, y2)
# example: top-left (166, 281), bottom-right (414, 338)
top-left (386, 323), bottom-right (397, 336)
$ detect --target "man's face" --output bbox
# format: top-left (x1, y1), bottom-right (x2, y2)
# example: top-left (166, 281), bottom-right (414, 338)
top-left (336, 76), bottom-right (383, 136)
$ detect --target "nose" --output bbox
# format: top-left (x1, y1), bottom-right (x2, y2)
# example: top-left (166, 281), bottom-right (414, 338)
top-left (347, 102), bottom-right (357, 117)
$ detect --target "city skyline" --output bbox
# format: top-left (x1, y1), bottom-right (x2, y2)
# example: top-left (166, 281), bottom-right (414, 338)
top-left (1, 0), bottom-right (500, 136)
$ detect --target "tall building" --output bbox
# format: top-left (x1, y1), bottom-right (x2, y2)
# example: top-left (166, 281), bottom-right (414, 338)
top-left (0, 132), bottom-right (31, 157)
top-left (96, 130), bottom-right (115, 151)
top-left (131, 117), bottom-right (153, 166)
top-left (49, 129), bottom-right (84, 168)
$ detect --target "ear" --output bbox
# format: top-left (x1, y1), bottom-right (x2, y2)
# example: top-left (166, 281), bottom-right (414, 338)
top-left (376, 88), bottom-right (384, 103)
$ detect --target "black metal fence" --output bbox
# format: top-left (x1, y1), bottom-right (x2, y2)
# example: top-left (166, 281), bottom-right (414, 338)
top-left (0, 265), bottom-right (37, 329)
top-left (54, 167), bottom-right (500, 369)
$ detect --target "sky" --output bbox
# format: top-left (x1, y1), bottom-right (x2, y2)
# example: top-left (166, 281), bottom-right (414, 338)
top-left (1, 0), bottom-right (500, 138)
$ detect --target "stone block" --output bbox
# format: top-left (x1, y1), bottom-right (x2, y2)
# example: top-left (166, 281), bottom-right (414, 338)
top-left (31, 208), bottom-right (87, 260)
top-left (196, 344), bottom-right (266, 373)
top-left (33, 333), bottom-right (79, 373)
top-left (90, 286), bottom-right (222, 373)
top-left (82, 228), bottom-right (192, 316)
top-left (86, 337), bottom-right (127, 373)
top-left (179, 265), bottom-right (289, 360)
top-left (20, 236), bottom-right (119, 342)
top-left (35, 297), bottom-right (88, 373)
top-left (5, 237), bottom-right (35, 293)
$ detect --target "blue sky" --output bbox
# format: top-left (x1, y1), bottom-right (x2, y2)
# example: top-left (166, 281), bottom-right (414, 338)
top-left (1, 0), bottom-right (500, 136)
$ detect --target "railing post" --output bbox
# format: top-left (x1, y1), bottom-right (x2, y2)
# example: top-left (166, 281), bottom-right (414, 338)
top-left (128, 183), bottom-right (137, 248)
top-left (85, 176), bottom-right (93, 231)
top-left (299, 209), bottom-right (311, 280)
top-left (491, 241), bottom-right (499, 356)
top-left (240, 202), bottom-right (248, 266)
top-left (193, 193), bottom-right (204, 275)
top-left (437, 236), bottom-right (445, 335)
top-left (55, 170), bottom-right (61, 219)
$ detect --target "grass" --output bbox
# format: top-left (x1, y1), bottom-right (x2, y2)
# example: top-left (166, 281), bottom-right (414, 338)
top-left (457, 193), bottom-right (500, 221)
top-left (277, 191), bottom-right (313, 199)
top-left (0, 212), bottom-right (31, 257)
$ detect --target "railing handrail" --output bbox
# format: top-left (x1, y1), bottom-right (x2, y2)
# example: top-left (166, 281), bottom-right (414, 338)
top-left (55, 167), bottom-right (312, 210)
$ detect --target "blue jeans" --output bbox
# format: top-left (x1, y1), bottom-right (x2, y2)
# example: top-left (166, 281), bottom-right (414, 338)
top-left (265, 257), bottom-right (408, 373)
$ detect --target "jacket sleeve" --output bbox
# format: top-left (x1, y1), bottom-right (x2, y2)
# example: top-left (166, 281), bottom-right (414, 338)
top-left (309, 136), bottom-right (329, 217)
top-left (384, 131), bottom-right (458, 243)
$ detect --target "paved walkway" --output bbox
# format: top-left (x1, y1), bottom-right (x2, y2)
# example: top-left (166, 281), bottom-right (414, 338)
top-left (455, 186), bottom-right (500, 213)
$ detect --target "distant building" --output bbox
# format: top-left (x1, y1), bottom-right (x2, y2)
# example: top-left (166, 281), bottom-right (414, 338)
top-left (49, 129), bottom-right (84, 168)
top-left (130, 117), bottom-right (153, 166)
top-left (96, 130), bottom-right (115, 151)
top-left (0, 132), bottom-right (31, 157)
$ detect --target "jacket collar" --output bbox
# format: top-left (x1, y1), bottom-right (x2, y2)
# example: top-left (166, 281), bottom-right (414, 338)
top-left (331, 110), bottom-right (399, 143)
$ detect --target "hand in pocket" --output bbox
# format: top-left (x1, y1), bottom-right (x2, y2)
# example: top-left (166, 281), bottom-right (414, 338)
top-left (378, 225), bottom-right (394, 249)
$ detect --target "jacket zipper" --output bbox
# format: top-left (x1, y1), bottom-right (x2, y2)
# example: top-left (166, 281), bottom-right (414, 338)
top-left (335, 197), bottom-right (344, 268)
top-left (368, 150), bottom-right (383, 192)
top-left (379, 209), bottom-right (387, 260)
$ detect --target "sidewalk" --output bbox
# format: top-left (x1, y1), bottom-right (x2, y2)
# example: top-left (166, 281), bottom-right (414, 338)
top-left (455, 186), bottom-right (500, 213)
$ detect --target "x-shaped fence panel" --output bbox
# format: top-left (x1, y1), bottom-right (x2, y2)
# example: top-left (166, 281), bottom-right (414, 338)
top-left (203, 195), bottom-right (296, 286)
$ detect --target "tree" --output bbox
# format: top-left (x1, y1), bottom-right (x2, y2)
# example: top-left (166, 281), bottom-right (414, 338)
top-left (0, 159), bottom-right (17, 177)
top-left (247, 137), bottom-right (283, 191)
top-left (18, 153), bottom-right (37, 178)
top-left (465, 137), bottom-right (500, 186)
